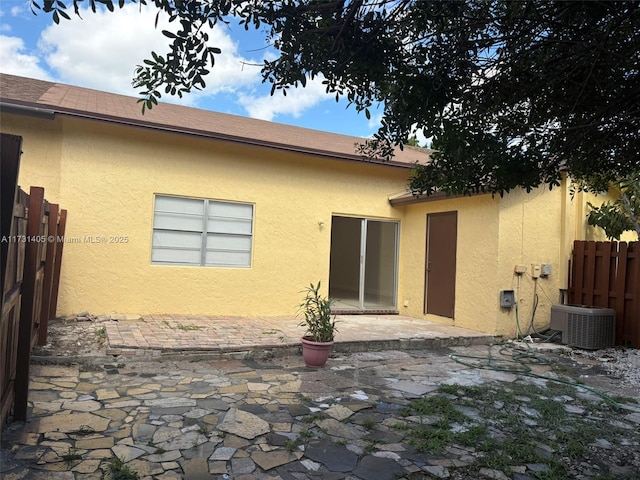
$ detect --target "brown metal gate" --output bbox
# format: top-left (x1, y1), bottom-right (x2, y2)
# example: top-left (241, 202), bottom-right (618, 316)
top-left (568, 240), bottom-right (640, 348)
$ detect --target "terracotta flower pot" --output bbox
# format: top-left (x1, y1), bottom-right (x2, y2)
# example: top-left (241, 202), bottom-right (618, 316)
top-left (301, 336), bottom-right (334, 368)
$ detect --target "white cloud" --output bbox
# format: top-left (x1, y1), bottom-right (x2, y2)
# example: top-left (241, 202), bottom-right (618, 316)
top-left (412, 126), bottom-right (430, 147)
top-left (37, 3), bottom-right (261, 104)
top-left (1, 4), bottom-right (350, 126)
top-left (368, 111), bottom-right (383, 130)
top-left (11, 6), bottom-right (24, 16)
top-left (0, 35), bottom-right (51, 79)
top-left (238, 75), bottom-right (330, 121)
top-left (0, 23), bottom-right (10, 32)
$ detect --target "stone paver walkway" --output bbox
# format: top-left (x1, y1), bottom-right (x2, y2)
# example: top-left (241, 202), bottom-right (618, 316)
top-left (2, 346), bottom-right (639, 479)
top-left (103, 314), bottom-right (497, 358)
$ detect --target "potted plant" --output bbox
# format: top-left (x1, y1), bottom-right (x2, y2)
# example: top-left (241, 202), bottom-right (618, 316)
top-left (298, 281), bottom-right (338, 367)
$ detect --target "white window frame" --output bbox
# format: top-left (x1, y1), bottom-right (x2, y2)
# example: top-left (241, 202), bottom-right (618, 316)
top-left (152, 194), bottom-right (253, 267)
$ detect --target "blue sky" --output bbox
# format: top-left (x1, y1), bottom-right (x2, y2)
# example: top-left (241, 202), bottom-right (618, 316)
top-left (0, 1), bottom-right (400, 139)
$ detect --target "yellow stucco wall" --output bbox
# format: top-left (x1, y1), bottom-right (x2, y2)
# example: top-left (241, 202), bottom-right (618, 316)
top-left (494, 187), bottom-right (566, 337)
top-left (399, 185), bottom-right (573, 337)
top-left (4, 112), bottom-right (409, 316)
top-left (3, 109), bottom-right (634, 334)
top-left (1, 114), bottom-right (63, 202)
top-left (397, 194), bottom-right (502, 332)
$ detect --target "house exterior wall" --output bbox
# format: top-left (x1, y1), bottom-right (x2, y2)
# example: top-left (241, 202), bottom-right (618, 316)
top-left (2, 113), bottom-right (63, 201)
top-left (4, 113), bottom-right (409, 316)
top-left (396, 194), bottom-right (502, 333)
top-left (398, 183), bottom-right (577, 337)
top-left (494, 186), bottom-right (566, 337)
top-left (3, 107), bottom-right (630, 335)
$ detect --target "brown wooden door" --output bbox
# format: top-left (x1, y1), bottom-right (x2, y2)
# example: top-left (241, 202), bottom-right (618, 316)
top-left (425, 211), bottom-right (457, 318)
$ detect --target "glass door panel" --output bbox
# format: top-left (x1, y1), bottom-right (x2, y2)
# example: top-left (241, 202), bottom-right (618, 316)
top-left (364, 220), bottom-right (398, 309)
top-left (329, 216), bottom-right (398, 311)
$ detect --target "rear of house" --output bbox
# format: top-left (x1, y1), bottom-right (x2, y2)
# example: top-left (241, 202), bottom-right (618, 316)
top-left (0, 73), bottom-right (615, 337)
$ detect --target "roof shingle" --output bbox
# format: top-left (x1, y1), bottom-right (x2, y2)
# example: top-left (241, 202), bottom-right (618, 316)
top-left (0, 73), bottom-right (430, 167)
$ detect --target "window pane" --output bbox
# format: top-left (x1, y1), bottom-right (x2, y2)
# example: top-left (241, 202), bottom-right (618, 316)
top-left (207, 234), bottom-right (252, 250)
top-left (205, 233), bottom-right (251, 267)
top-left (207, 217), bottom-right (252, 235)
top-left (209, 201), bottom-right (253, 219)
top-left (207, 202), bottom-right (253, 235)
top-left (205, 250), bottom-right (251, 267)
top-left (154, 196), bottom-right (204, 232)
top-left (152, 195), bottom-right (253, 267)
top-left (152, 230), bottom-right (202, 265)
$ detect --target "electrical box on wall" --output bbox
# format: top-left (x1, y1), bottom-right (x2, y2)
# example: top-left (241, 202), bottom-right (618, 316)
top-left (531, 264), bottom-right (541, 278)
top-left (500, 290), bottom-right (515, 308)
top-left (541, 264), bottom-right (552, 277)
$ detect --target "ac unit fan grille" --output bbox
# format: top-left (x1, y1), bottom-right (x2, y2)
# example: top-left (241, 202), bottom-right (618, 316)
top-left (550, 305), bottom-right (616, 350)
top-left (565, 313), bottom-right (615, 350)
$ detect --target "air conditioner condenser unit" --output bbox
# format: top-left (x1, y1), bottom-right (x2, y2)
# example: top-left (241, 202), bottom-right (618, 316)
top-left (550, 305), bottom-right (615, 350)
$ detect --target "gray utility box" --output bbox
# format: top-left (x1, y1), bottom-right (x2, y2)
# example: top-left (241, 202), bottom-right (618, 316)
top-left (550, 304), bottom-right (615, 350)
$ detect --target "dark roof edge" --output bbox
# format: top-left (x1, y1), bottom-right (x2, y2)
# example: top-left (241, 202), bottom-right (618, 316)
top-left (0, 100), bottom-right (412, 170)
top-left (0, 101), bottom-right (56, 119)
top-left (389, 190), bottom-right (487, 206)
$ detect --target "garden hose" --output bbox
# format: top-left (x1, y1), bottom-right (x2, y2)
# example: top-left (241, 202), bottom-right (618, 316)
top-left (449, 304), bottom-right (622, 410)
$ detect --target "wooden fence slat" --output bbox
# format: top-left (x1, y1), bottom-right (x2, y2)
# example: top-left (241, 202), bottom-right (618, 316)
top-left (628, 243), bottom-right (640, 348)
top-left (569, 240), bottom-right (639, 348)
top-left (39, 204), bottom-right (59, 345)
top-left (584, 241), bottom-right (597, 306)
top-left (1, 133), bottom-right (66, 425)
top-left (1, 134), bottom-right (24, 427)
top-left (572, 241), bottom-right (586, 304)
top-left (1, 134), bottom-right (22, 297)
top-left (614, 242), bottom-right (628, 344)
top-left (593, 242), bottom-right (611, 307)
top-left (48, 209), bottom-right (67, 322)
top-left (13, 186), bottom-right (45, 421)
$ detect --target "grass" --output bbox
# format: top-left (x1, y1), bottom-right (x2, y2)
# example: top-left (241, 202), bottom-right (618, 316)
top-left (105, 457), bottom-right (139, 480)
top-left (61, 447), bottom-right (82, 462)
top-left (68, 425), bottom-right (96, 436)
top-left (301, 413), bottom-right (324, 423)
top-left (361, 417), bottom-right (377, 430)
top-left (159, 321), bottom-right (204, 331)
top-left (363, 441), bottom-right (378, 453)
top-left (284, 439), bottom-right (297, 452)
top-left (95, 326), bottom-right (106, 341)
top-left (298, 429), bottom-right (313, 440)
top-left (176, 324), bottom-right (203, 331)
top-left (400, 381), bottom-right (630, 478)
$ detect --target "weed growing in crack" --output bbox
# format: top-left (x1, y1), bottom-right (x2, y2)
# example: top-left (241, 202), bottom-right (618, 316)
top-left (105, 456), bottom-right (139, 480)
top-left (301, 413), bottom-right (324, 423)
top-left (400, 382), bottom-right (630, 478)
top-left (68, 425), bottom-right (96, 436)
top-left (95, 327), bottom-right (107, 341)
top-left (361, 417), bottom-right (377, 430)
top-left (284, 440), bottom-right (297, 452)
top-left (176, 324), bottom-right (203, 331)
top-left (61, 447), bottom-right (82, 462)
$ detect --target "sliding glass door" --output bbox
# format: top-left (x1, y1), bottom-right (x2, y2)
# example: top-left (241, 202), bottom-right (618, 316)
top-left (329, 216), bottom-right (398, 311)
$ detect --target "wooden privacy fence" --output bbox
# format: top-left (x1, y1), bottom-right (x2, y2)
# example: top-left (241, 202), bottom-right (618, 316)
top-left (568, 240), bottom-right (640, 348)
top-left (1, 133), bottom-right (67, 426)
